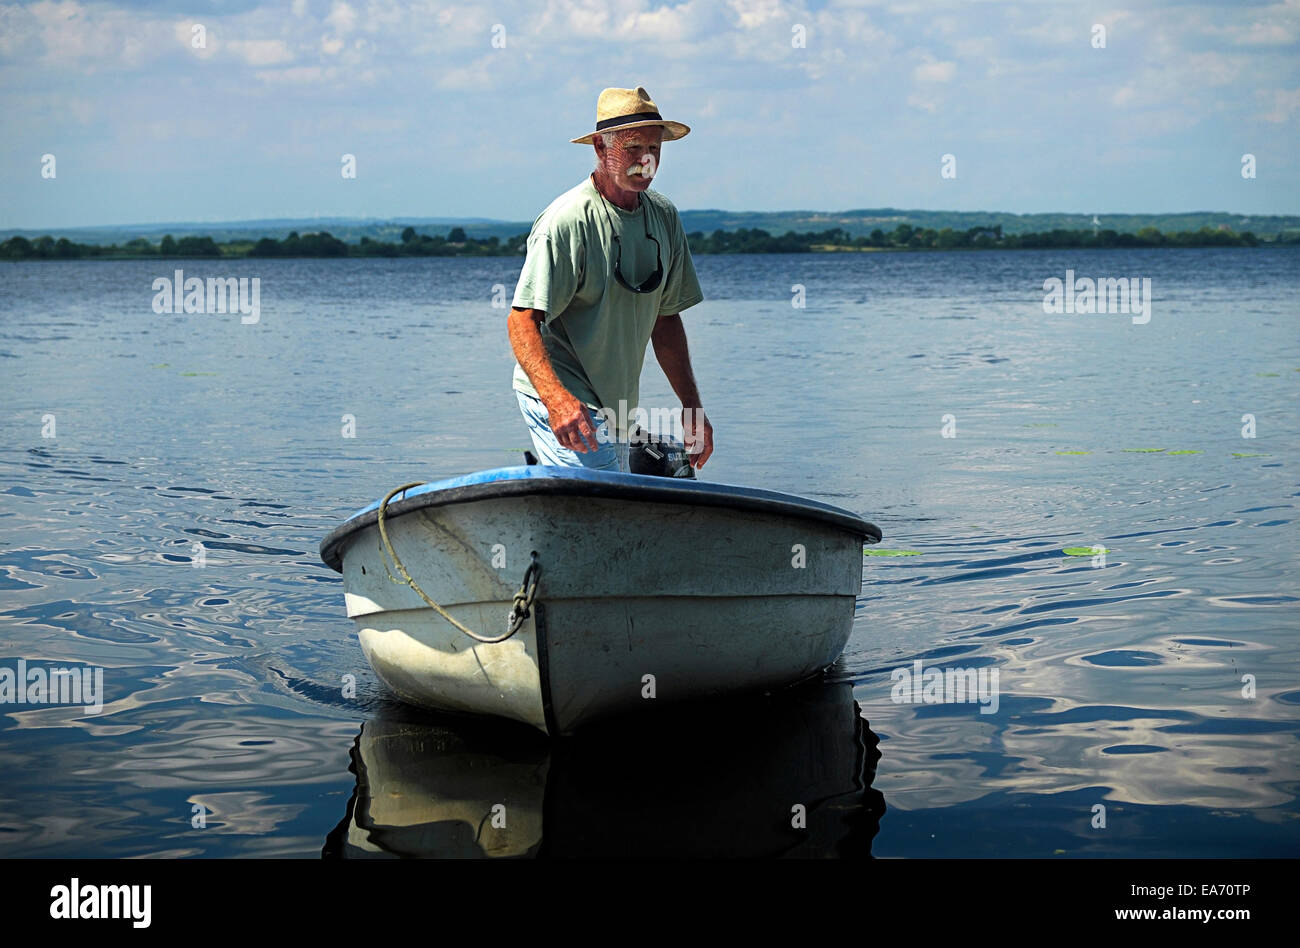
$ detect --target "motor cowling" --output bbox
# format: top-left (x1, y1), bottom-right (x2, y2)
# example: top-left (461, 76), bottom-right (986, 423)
top-left (629, 430), bottom-right (696, 479)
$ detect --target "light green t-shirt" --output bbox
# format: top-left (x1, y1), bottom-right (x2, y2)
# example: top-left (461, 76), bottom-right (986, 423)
top-left (511, 174), bottom-right (704, 437)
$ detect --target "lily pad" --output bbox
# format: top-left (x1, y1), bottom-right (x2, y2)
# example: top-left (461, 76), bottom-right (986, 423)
top-left (1232, 452), bottom-right (1268, 458)
top-left (1055, 450), bottom-right (1090, 455)
top-left (1165, 449), bottom-right (1201, 455)
top-left (864, 549), bottom-right (921, 557)
top-left (1122, 448), bottom-right (1166, 453)
top-left (1063, 546), bottom-right (1108, 556)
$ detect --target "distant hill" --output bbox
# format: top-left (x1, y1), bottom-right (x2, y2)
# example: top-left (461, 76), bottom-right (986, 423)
top-left (3, 208), bottom-right (1297, 245)
top-left (677, 208), bottom-right (1300, 240)
top-left (0, 217), bottom-right (530, 247)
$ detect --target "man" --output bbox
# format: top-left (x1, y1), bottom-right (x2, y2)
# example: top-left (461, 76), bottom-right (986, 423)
top-left (507, 85), bottom-right (713, 473)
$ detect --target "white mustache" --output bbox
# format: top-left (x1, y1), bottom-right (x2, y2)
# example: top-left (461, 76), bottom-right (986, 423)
top-left (626, 154), bottom-right (656, 179)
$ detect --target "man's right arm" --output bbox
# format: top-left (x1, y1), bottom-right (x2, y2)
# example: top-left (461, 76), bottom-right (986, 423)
top-left (507, 307), bottom-right (599, 452)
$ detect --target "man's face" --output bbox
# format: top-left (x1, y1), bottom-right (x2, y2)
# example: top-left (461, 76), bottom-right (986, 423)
top-left (596, 127), bottom-right (664, 192)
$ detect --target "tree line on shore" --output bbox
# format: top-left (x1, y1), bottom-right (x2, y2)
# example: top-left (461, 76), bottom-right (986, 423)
top-left (2, 222), bottom-right (1290, 260)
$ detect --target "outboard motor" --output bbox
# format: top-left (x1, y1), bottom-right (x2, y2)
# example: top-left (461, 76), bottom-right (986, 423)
top-left (522, 430), bottom-right (697, 479)
top-left (629, 428), bottom-right (696, 479)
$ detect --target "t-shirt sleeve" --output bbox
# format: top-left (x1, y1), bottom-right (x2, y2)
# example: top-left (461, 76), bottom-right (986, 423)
top-left (657, 208), bottom-right (704, 317)
top-left (512, 223), bottom-right (582, 324)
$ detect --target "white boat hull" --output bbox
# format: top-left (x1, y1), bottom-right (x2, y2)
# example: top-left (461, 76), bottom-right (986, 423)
top-left (325, 468), bottom-right (879, 736)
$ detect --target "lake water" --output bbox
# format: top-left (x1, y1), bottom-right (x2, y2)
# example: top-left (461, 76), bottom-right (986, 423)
top-left (1, 248), bottom-right (1297, 857)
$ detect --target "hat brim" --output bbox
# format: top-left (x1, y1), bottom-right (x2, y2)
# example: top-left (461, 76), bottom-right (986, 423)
top-left (571, 120), bottom-right (690, 145)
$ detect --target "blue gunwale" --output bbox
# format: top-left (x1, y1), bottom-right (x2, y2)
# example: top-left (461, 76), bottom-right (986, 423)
top-left (320, 465), bottom-right (881, 572)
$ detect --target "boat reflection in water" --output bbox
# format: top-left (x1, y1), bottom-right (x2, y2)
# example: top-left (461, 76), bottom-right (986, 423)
top-left (323, 680), bottom-right (886, 858)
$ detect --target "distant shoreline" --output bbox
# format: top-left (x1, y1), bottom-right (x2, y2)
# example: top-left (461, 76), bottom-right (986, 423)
top-left (2, 223), bottom-right (1291, 261)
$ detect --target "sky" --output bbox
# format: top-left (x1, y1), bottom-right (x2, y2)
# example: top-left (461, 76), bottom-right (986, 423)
top-left (1, 0), bottom-right (1297, 228)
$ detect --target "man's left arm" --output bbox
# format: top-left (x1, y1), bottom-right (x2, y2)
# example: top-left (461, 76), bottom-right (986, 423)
top-left (652, 313), bottom-right (713, 468)
top-left (650, 206), bottom-right (711, 467)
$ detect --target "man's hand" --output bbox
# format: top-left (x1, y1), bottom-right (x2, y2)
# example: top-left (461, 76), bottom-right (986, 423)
top-left (682, 406), bottom-right (713, 469)
top-left (652, 315), bottom-right (710, 467)
top-left (546, 390), bottom-right (601, 453)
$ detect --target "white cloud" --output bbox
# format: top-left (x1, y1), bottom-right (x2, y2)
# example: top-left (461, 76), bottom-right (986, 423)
top-left (173, 21), bottom-right (215, 60)
top-left (1231, 21), bottom-right (1296, 45)
top-left (325, 1), bottom-right (357, 35)
top-left (6, 0), bottom-right (180, 70)
top-left (1185, 51), bottom-right (1242, 86)
top-left (623, 3), bottom-right (696, 40)
top-left (254, 65), bottom-right (328, 84)
top-left (906, 91), bottom-right (938, 113)
top-left (727, 0), bottom-right (784, 30)
top-left (527, 0), bottom-right (707, 42)
top-left (228, 39), bottom-right (296, 66)
top-left (435, 53), bottom-right (500, 91)
top-left (1258, 86), bottom-right (1300, 123)
top-left (1190, 2), bottom-right (1300, 47)
top-left (913, 58), bottom-right (955, 82)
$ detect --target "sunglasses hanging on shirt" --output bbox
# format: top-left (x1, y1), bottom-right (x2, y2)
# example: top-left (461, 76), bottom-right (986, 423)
top-left (595, 180), bottom-right (664, 294)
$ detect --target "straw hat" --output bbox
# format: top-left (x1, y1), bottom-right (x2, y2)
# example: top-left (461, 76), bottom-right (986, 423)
top-left (570, 86), bottom-right (690, 145)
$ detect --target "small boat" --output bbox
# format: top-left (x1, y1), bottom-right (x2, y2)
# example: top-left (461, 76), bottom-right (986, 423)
top-left (319, 466), bottom-right (882, 737)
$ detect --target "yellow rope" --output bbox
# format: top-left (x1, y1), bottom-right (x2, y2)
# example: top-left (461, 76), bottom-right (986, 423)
top-left (375, 482), bottom-right (538, 644)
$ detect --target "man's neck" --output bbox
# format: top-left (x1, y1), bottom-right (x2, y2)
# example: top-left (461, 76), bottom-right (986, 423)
top-left (592, 171), bottom-right (640, 212)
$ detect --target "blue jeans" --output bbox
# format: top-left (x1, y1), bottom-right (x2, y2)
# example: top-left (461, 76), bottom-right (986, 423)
top-left (515, 389), bottom-right (630, 472)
